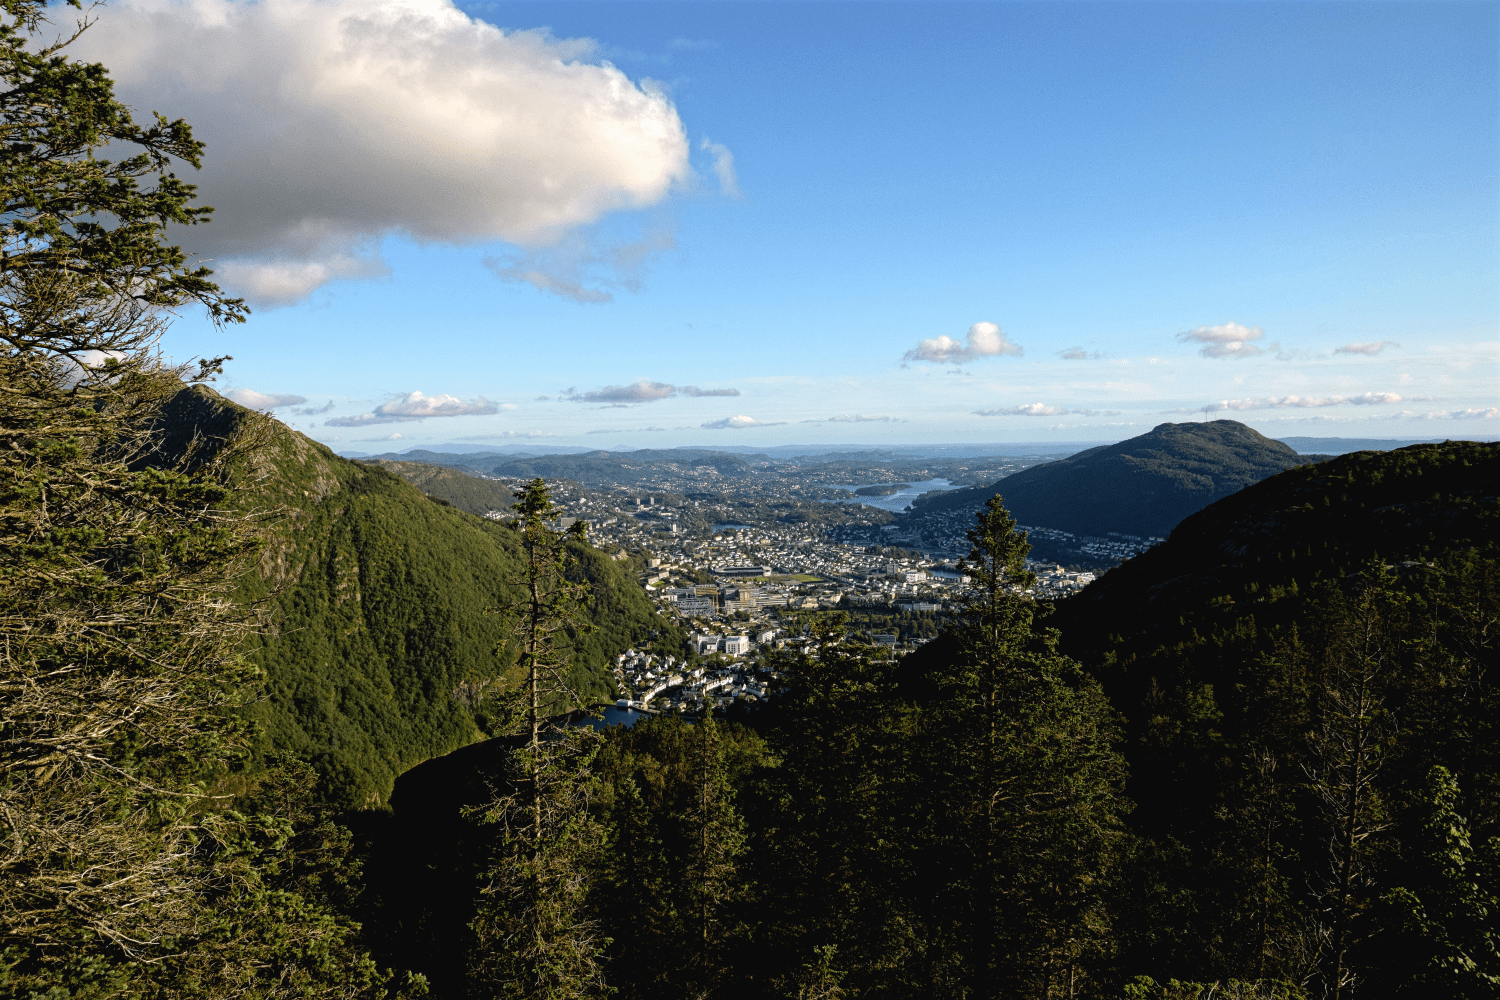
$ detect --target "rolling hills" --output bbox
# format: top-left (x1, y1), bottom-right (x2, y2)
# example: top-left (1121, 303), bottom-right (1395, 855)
top-left (152, 387), bottom-right (678, 809)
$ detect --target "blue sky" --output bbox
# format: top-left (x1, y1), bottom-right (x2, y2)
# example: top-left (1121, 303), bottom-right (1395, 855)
top-left (87, 0), bottom-right (1498, 450)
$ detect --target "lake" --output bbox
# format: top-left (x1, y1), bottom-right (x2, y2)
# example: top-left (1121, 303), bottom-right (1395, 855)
top-left (822, 478), bottom-right (958, 512)
top-left (572, 705), bottom-right (653, 730)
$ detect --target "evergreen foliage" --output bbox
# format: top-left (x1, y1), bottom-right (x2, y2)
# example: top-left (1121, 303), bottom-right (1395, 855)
top-left (469, 479), bottom-right (609, 1000)
top-left (0, 3), bottom-right (411, 993)
top-left (1051, 442), bottom-right (1500, 993)
top-left (156, 403), bottom-right (688, 809)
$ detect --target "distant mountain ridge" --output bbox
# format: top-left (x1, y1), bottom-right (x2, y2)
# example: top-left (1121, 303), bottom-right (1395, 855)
top-left (901, 420), bottom-right (1327, 539)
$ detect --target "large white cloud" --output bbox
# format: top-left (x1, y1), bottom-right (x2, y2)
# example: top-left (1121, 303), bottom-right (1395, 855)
top-left (903, 322), bottom-right (1022, 365)
top-left (325, 390), bottom-right (499, 426)
top-left (1178, 322), bottom-right (1264, 359)
top-left (77, 0), bottom-right (692, 305)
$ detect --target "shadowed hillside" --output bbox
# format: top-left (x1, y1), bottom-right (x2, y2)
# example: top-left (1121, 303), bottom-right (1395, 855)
top-left (1050, 440), bottom-right (1500, 983)
top-left (901, 419), bottom-right (1325, 539)
top-left (152, 386), bottom-right (679, 809)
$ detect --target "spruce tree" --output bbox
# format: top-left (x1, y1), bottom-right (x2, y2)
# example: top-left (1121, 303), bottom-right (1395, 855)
top-left (920, 494), bottom-right (1127, 998)
top-left (0, 2), bottom-right (407, 995)
top-left (1378, 766), bottom-right (1500, 996)
top-left (469, 479), bottom-right (608, 1000)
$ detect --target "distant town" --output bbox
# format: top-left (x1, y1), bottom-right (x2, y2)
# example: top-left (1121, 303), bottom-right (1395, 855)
top-left (465, 471), bottom-right (1162, 716)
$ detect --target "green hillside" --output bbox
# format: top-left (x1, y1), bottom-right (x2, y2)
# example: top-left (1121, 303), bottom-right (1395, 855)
top-left (154, 387), bottom-right (679, 809)
top-left (363, 459), bottom-right (515, 518)
top-left (902, 419), bottom-right (1323, 538)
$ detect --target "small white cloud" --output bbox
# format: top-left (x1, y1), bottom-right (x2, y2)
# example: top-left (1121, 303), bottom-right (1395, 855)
top-left (325, 390), bottom-right (499, 426)
top-left (1335, 341), bottom-right (1400, 356)
top-left (903, 321), bottom-right (1022, 366)
top-left (701, 414), bottom-right (785, 429)
top-left (1178, 322), bottom-right (1265, 359)
top-left (225, 388), bottom-right (308, 409)
top-left (499, 403), bottom-right (518, 410)
top-left (700, 137), bottom-right (741, 198)
top-left (1058, 347), bottom-right (1102, 360)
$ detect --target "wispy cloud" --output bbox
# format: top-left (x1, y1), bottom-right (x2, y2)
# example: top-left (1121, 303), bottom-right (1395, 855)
top-left (1178, 322), bottom-right (1265, 359)
top-left (1200, 392), bottom-right (1404, 412)
top-left (1335, 341), bottom-right (1400, 356)
top-left (325, 390), bottom-right (500, 426)
top-left (903, 321), bottom-right (1022, 366)
top-left (701, 414), bottom-right (786, 429)
top-left (801, 414), bottom-right (902, 423)
top-left (700, 137), bottom-right (741, 198)
top-left (225, 388), bottom-right (307, 409)
top-left (485, 229), bottom-right (678, 304)
top-left (292, 400), bottom-right (337, 416)
top-left (564, 380), bottom-right (739, 404)
top-left (974, 403), bottom-right (1120, 417)
top-left (1411, 407), bottom-right (1499, 420)
top-left (1058, 347), bottom-right (1102, 360)
top-left (586, 426), bottom-right (668, 434)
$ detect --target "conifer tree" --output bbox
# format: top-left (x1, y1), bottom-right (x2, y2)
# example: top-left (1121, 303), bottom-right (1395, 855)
top-left (470, 478), bottom-right (608, 1000)
top-left (1302, 569), bottom-right (1401, 1000)
top-left (920, 494), bottom-right (1127, 998)
top-left (0, 2), bottom-right (409, 995)
top-left (1378, 766), bottom-right (1500, 995)
top-left (680, 713), bottom-right (746, 999)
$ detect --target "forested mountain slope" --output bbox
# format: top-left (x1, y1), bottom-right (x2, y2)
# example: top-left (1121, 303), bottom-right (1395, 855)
top-left (902, 419), bottom-right (1323, 538)
top-left (362, 458), bottom-right (515, 518)
top-left (1053, 441), bottom-right (1500, 986)
top-left (153, 386), bottom-right (676, 809)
